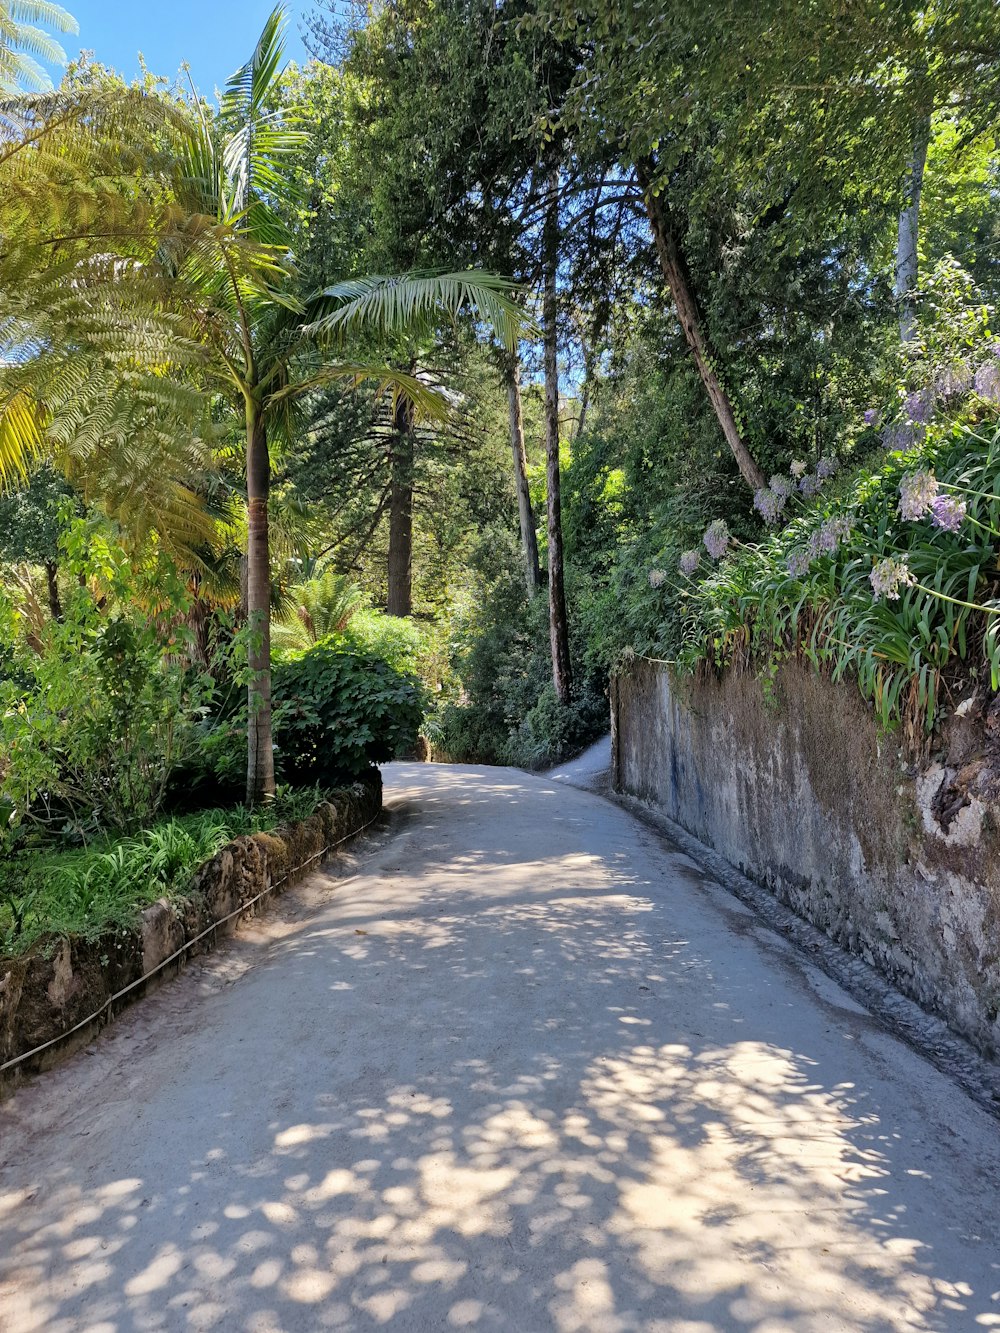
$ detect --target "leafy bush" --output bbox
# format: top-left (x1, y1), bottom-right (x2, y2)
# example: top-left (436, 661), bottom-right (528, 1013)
top-left (435, 566), bottom-right (609, 766)
top-left (502, 684), bottom-right (609, 769)
top-left (0, 586), bottom-right (211, 841)
top-left (339, 606), bottom-right (428, 674)
top-left (273, 641), bottom-right (424, 786)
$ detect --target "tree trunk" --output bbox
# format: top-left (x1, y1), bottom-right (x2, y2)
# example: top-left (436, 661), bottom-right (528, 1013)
top-left (504, 352), bottom-right (541, 595)
top-left (44, 559), bottom-right (62, 622)
top-left (636, 157), bottom-right (766, 492)
top-left (245, 406), bottom-right (275, 805)
top-left (543, 165), bottom-right (573, 706)
top-left (387, 389), bottom-right (415, 618)
top-left (896, 110), bottom-right (931, 343)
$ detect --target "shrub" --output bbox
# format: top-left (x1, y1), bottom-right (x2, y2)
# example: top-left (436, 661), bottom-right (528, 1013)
top-left (675, 418), bottom-right (1000, 733)
top-left (272, 641), bottom-right (424, 786)
top-left (502, 684), bottom-right (609, 769)
top-left (0, 600), bottom-right (211, 841)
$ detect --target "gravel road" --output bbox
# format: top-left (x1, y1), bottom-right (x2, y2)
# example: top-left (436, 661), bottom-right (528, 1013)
top-left (1, 758), bottom-right (999, 1331)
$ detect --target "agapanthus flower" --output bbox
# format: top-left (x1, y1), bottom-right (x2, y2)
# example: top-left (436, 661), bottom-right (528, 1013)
top-left (863, 408), bottom-right (880, 427)
top-left (929, 495), bottom-right (967, 533)
top-left (904, 387), bottom-right (935, 424)
top-left (817, 514), bottom-right (854, 552)
top-left (882, 420), bottom-right (922, 452)
top-left (974, 351), bottom-right (1000, 404)
top-left (798, 473), bottom-right (821, 497)
top-left (769, 474), bottom-right (794, 498)
top-left (703, 519), bottom-right (731, 560)
top-left (786, 547), bottom-right (812, 578)
top-left (935, 361), bottom-right (972, 399)
top-left (870, 556), bottom-right (916, 601)
top-left (648, 568), bottom-right (667, 589)
top-left (898, 469), bottom-right (939, 521)
top-left (816, 456), bottom-right (839, 480)
top-left (790, 459), bottom-right (807, 478)
top-left (753, 486), bottom-right (787, 525)
top-left (679, 550), bottom-right (701, 576)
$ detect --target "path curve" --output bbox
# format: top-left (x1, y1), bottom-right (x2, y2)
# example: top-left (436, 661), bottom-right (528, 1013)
top-left (2, 761), bottom-right (999, 1331)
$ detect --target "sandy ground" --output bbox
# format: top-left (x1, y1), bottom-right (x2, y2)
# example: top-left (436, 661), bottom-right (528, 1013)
top-left (1, 758), bottom-right (999, 1331)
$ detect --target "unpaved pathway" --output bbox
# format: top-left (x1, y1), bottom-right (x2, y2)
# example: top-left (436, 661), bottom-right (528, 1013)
top-left (1, 761), bottom-right (999, 1332)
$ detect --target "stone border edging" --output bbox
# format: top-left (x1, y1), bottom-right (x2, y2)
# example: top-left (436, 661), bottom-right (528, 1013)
top-left (0, 778), bottom-right (382, 1096)
top-left (611, 788), bottom-right (1000, 1121)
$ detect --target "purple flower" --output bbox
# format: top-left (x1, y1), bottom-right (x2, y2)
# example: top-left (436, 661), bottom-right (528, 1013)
top-left (898, 469), bottom-right (939, 521)
top-left (817, 514), bottom-right (854, 552)
top-left (935, 361), bottom-right (972, 398)
top-left (769, 474), bottom-right (794, 498)
top-left (816, 456), bottom-right (839, 480)
top-left (904, 387), bottom-right (935, 424)
top-left (703, 519), bottom-right (731, 561)
top-left (882, 420), bottom-right (924, 452)
top-left (929, 495), bottom-right (967, 533)
top-left (753, 486), bottom-right (787, 525)
top-left (648, 568), bottom-right (667, 589)
top-left (863, 408), bottom-right (880, 427)
top-left (798, 473), bottom-right (821, 497)
top-left (786, 547), bottom-right (812, 578)
top-left (870, 556), bottom-right (916, 601)
top-left (679, 550), bottom-right (701, 577)
top-left (975, 351), bottom-right (1000, 404)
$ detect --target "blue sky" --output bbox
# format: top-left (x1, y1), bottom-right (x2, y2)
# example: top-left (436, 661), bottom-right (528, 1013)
top-left (47, 1), bottom-right (313, 96)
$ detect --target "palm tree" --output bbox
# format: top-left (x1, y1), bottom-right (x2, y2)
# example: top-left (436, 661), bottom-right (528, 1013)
top-left (0, 79), bottom-right (231, 583)
top-left (166, 6), bottom-right (523, 802)
top-left (0, 5), bottom-right (523, 804)
top-left (0, 1), bottom-right (76, 92)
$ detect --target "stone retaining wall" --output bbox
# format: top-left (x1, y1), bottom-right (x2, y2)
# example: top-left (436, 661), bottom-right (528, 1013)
top-left (0, 778), bottom-right (381, 1095)
top-left (612, 661), bottom-right (1000, 1054)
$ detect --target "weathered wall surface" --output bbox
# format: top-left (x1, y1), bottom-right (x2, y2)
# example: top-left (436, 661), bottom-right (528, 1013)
top-left (613, 661), bottom-right (1000, 1054)
top-left (0, 779), bottom-right (381, 1094)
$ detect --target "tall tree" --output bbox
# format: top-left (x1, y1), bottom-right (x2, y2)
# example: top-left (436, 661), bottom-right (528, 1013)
top-left (542, 163), bottom-right (571, 703)
top-left (166, 9), bottom-right (523, 801)
top-left (503, 351), bottom-right (541, 594)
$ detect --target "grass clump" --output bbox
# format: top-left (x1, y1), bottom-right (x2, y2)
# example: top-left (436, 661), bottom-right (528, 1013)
top-left (0, 785), bottom-right (328, 956)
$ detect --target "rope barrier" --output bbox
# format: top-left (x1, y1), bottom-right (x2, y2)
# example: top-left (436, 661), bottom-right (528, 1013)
top-left (0, 809), bottom-right (381, 1076)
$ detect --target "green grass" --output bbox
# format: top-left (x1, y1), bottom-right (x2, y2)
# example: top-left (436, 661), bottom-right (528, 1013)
top-left (0, 785), bottom-right (329, 957)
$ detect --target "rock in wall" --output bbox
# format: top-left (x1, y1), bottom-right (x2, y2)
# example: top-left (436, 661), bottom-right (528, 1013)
top-left (613, 661), bottom-right (1000, 1054)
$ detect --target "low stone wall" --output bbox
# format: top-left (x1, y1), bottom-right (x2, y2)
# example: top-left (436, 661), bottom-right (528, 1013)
top-left (0, 779), bottom-right (381, 1094)
top-left (612, 661), bottom-right (1000, 1055)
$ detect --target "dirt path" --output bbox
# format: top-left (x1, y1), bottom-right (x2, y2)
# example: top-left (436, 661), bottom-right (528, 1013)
top-left (2, 761), bottom-right (999, 1331)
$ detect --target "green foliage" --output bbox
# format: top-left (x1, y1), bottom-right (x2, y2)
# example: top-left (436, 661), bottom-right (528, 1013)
top-left (0, 522), bottom-right (212, 840)
top-left (434, 561), bottom-right (607, 767)
top-left (273, 641), bottom-right (424, 786)
top-left (339, 606), bottom-right (428, 674)
top-left (677, 419), bottom-right (1000, 734)
top-left (273, 566), bottom-right (365, 653)
top-left (0, 785), bottom-right (328, 956)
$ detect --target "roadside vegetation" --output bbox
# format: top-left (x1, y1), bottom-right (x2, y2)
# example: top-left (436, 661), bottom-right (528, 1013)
top-left (2, 0), bottom-right (1000, 949)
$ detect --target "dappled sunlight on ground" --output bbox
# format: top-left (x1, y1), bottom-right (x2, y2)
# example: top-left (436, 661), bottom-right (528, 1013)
top-left (1, 763), bottom-right (998, 1330)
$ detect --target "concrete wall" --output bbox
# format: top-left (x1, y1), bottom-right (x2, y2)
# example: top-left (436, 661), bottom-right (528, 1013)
top-left (613, 661), bottom-right (1000, 1054)
top-left (0, 779), bottom-right (381, 1094)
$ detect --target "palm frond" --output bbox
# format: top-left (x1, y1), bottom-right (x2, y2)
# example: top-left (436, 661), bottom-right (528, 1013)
top-left (266, 360), bottom-right (454, 424)
top-left (0, 0), bottom-right (76, 91)
top-left (307, 271), bottom-right (529, 351)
